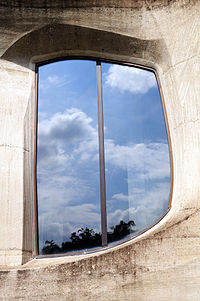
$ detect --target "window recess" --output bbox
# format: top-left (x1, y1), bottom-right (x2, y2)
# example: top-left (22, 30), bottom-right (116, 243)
top-left (35, 59), bottom-right (171, 256)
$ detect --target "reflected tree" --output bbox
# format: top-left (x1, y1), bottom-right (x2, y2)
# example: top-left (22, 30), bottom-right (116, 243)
top-left (107, 220), bottom-right (136, 243)
top-left (62, 227), bottom-right (101, 252)
top-left (42, 220), bottom-right (136, 254)
top-left (42, 240), bottom-right (61, 254)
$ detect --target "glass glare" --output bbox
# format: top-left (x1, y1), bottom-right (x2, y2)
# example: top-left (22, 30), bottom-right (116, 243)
top-left (36, 59), bottom-right (171, 255)
top-left (102, 63), bottom-right (171, 242)
top-left (37, 60), bottom-right (101, 254)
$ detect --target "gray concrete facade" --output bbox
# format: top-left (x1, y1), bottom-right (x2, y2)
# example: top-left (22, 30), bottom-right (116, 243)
top-left (0, 0), bottom-right (200, 300)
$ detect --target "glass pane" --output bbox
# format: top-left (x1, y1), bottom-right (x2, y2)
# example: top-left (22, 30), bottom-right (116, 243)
top-left (37, 60), bottom-right (101, 254)
top-left (102, 63), bottom-right (171, 243)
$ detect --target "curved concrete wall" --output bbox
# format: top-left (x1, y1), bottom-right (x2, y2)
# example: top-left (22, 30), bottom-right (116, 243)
top-left (0, 1), bottom-right (199, 300)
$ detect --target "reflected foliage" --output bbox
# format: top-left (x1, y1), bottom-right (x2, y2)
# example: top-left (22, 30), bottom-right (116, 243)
top-left (42, 240), bottom-right (61, 254)
top-left (42, 220), bottom-right (136, 254)
top-left (107, 220), bottom-right (136, 243)
top-left (62, 227), bottom-right (102, 252)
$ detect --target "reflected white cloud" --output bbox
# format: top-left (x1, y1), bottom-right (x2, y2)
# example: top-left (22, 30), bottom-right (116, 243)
top-left (37, 60), bottom-right (171, 252)
top-left (39, 203), bottom-right (101, 247)
top-left (39, 74), bottom-right (69, 90)
top-left (105, 64), bottom-right (157, 94)
top-left (38, 174), bottom-right (92, 210)
top-left (37, 108), bottom-right (101, 247)
top-left (38, 108), bottom-right (169, 180)
top-left (38, 108), bottom-right (98, 171)
top-left (39, 180), bottom-right (170, 248)
top-left (108, 182), bottom-right (170, 230)
top-left (105, 139), bottom-right (170, 180)
top-left (37, 108), bottom-right (170, 248)
top-left (39, 108), bottom-right (96, 143)
top-left (111, 193), bottom-right (130, 202)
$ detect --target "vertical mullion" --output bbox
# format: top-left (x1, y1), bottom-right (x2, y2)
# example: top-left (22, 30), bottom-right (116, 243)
top-left (96, 61), bottom-right (107, 246)
top-left (34, 66), bottom-right (39, 256)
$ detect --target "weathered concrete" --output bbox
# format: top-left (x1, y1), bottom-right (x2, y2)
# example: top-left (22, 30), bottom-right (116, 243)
top-left (0, 0), bottom-right (200, 300)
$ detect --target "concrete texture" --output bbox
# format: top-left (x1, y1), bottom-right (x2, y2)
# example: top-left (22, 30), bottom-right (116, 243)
top-left (0, 0), bottom-right (200, 300)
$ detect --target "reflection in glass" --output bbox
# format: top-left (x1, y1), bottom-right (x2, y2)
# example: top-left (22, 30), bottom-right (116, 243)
top-left (37, 60), bottom-right (101, 254)
top-left (37, 59), bottom-right (171, 255)
top-left (102, 63), bottom-right (171, 242)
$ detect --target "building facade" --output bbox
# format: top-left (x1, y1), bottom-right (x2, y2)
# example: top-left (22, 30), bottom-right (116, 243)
top-left (0, 0), bottom-right (200, 300)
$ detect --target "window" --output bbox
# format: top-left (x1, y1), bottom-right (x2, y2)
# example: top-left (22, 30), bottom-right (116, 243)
top-left (35, 59), bottom-right (171, 255)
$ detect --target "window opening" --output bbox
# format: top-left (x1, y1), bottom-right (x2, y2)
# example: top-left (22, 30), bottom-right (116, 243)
top-left (36, 59), bottom-right (171, 255)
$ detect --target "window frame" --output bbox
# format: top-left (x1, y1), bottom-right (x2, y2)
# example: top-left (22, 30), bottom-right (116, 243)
top-left (33, 56), bottom-right (173, 258)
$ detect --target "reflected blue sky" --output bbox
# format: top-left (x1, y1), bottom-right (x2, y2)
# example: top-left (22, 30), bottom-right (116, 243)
top-left (102, 63), bottom-right (170, 233)
top-left (37, 60), bottom-right (101, 252)
top-left (37, 60), bottom-right (171, 253)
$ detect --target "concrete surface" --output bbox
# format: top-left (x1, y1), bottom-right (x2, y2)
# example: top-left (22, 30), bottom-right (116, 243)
top-left (0, 0), bottom-right (200, 300)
